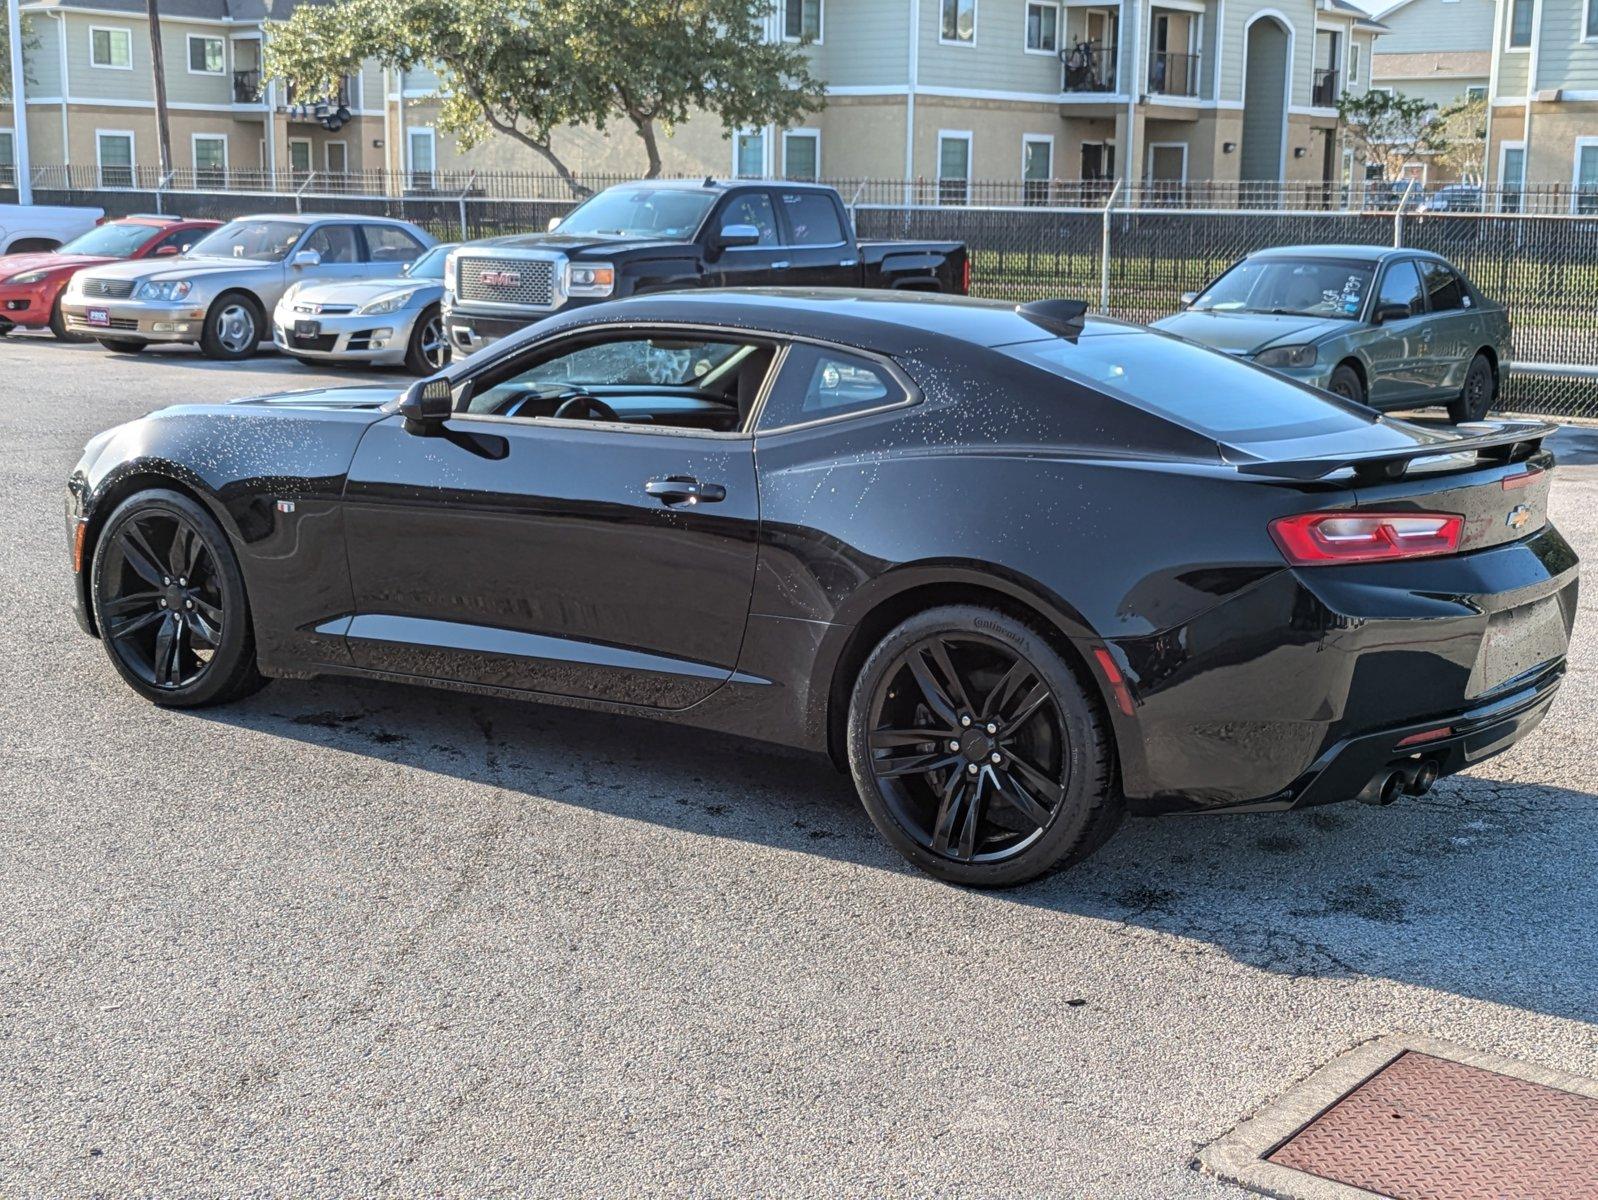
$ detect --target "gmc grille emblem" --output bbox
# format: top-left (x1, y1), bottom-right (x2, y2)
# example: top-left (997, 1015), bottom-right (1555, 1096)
top-left (480, 270), bottom-right (520, 287)
top-left (1506, 504), bottom-right (1532, 530)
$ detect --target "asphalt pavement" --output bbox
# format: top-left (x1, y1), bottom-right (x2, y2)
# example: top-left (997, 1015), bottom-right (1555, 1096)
top-left (2, 333), bottom-right (1595, 1198)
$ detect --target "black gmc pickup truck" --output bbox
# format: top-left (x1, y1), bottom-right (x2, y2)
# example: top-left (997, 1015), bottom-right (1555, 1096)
top-left (442, 179), bottom-right (969, 353)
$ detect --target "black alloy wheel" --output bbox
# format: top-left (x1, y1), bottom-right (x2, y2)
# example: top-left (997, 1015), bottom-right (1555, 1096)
top-left (848, 605), bottom-right (1120, 886)
top-left (91, 490), bottom-right (266, 707)
top-left (1448, 353), bottom-right (1496, 423)
top-left (404, 303), bottom-right (449, 375)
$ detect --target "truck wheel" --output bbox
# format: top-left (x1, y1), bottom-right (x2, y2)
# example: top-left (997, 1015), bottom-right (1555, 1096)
top-left (200, 293), bottom-right (264, 361)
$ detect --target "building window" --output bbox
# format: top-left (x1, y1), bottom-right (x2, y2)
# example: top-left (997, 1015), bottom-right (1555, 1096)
top-left (941, 0), bottom-right (976, 44)
top-left (1508, 0), bottom-right (1533, 47)
top-left (90, 26), bottom-right (133, 70)
top-left (96, 131), bottom-right (135, 188)
top-left (1022, 136), bottom-right (1052, 204)
top-left (193, 134), bottom-right (227, 186)
top-left (1346, 42), bottom-right (1361, 86)
top-left (1025, 3), bottom-right (1059, 52)
top-left (0, 130), bottom-right (13, 188)
top-left (782, 130), bottom-right (820, 181)
top-left (734, 130), bottom-right (765, 178)
top-left (938, 132), bottom-right (971, 205)
top-left (783, 0), bottom-right (822, 41)
top-left (1465, 84), bottom-right (1487, 100)
top-left (1576, 142), bottom-right (1598, 213)
top-left (1586, 0), bottom-right (1598, 39)
top-left (187, 35), bottom-right (225, 75)
top-left (406, 128), bottom-right (435, 188)
top-left (1500, 143), bottom-right (1525, 211)
top-left (326, 140), bottom-right (348, 177)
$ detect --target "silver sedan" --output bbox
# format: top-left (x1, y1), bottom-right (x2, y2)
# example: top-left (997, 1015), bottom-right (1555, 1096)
top-left (272, 244), bottom-right (455, 374)
top-left (59, 214), bottom-right (436, 360)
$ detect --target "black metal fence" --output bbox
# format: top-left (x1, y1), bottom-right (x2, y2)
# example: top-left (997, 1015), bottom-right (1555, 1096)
top-left (5, 171), bottom-right (1595, 416)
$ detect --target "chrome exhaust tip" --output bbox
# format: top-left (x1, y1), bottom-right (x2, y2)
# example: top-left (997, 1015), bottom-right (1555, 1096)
top-left (1405, 761), bottom-right (1439, 796)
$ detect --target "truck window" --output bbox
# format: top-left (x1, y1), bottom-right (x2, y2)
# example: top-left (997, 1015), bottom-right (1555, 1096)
top-left (717, 194), bottom-right (780, 246)
top-left (778, 191), bottom-right (846, 246)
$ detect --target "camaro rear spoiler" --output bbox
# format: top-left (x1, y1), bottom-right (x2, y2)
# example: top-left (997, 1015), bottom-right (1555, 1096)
top-left (1227, 420), bottom-right (1556, 484)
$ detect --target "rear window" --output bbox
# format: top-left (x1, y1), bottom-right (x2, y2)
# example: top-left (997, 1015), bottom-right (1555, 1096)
top-left (1001, 330), bottom-right (1377, 442)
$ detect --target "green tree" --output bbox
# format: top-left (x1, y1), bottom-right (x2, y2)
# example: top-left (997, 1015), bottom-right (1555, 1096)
top-left (264, 0), bottom-right (826, 195)
top-left (2, 10), bottom-right (40, 102)
top-left (1433, 95), bottom-right (1488, 182)
top-left (1336, 89), bottom-right (1445, 182)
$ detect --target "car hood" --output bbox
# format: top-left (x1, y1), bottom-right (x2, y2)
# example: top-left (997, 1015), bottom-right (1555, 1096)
top-left (227, 386), bottom-right (404, 412)
top-left (1, 251), bottom-right (113, 278)
top-left (80, 254), bottom-right (277, 283)
top-left (1151, 310), bottom-right (1355, 355)
top-left (462, 233), bottom-right (688, 256)
top-left (284, 276), bottom-right (441, 306)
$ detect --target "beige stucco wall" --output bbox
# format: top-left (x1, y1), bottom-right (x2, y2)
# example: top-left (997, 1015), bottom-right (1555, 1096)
top-left (1488, 102), bottom-right (1598, 186)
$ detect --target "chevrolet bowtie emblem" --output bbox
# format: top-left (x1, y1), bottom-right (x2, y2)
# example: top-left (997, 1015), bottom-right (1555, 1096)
top-left (1506, 504), bottom-right (1531, 530)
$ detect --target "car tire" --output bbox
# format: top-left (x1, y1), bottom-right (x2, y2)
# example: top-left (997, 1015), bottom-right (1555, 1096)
top-left (1328, 362), bottom-right (1366, 405)
top-left (49, 294), bottom-right (90, 342)
top-left (199, 293), bottom-right (264, 361)
top-left (846, 604), bottom-right (1121, 887)
top-left (403, 303), bottom-right (449, 375)
top-left (97, 339), bottom-right (147, 354)
top-left (1448, 353), bottom-right (1496, 423)
top-left (90, 488), bottom-right (267, 708)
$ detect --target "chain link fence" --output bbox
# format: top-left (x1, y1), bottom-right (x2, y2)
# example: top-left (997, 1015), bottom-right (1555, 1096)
top-left (5, 170), bottom-right (1595, 417)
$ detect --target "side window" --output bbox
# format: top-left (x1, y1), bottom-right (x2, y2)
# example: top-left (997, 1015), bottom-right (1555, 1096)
top-left (151, 227), bottom-right (200, 255)
top-left (304, 224), bottom-right (361, 263)
top-left (1419, 260), bottom-right (1467, 312)
top-left (364, 224), bottom-right (427, 264)
top-left (757, 344), bottom-right (906, 430)
top-left (777, 191), bottom-right (846, 246)
top-left (717, 193), bottom-right (780, 247)
top-left (1375, 260), bottom-right (1424, 317)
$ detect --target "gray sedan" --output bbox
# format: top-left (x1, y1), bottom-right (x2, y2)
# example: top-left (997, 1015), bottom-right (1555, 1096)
top-left (273, 243), bottom-right (455, 374)
top-left (60, 214), bottom-right (436, 360)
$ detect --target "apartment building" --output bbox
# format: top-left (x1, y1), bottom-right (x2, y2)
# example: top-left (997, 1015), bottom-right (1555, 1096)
top-left (5, 0), bottom-right (1387, 191)
top-left (1484, 0), bottom-right (1598, 204)
top-left (1370, 0), bottom-right (1492, 107)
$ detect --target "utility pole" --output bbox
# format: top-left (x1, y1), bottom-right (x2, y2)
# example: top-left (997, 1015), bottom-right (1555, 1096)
top-left (146, 0), bottom-right (172, 179)
top-left (6, 0), bottom-right (31, 202)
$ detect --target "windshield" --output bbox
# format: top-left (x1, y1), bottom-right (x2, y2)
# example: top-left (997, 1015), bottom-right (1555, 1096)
top-left (555, 187), bottom-right (717, 239)
top-left (57, 222), bottom-right (164, 258)
top-left (187, 219), bottom-right (305, 263)
top-left (1191, 257), bottom-right (1373, 319)
top-left (403, 245), bottom-right (453, 279)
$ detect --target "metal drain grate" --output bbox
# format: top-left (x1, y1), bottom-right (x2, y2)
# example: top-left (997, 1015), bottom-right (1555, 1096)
top-left (1269, 1051), bottom-right (1598, 1199)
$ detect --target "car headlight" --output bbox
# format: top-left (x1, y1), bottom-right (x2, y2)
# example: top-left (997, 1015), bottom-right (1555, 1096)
top-left (565, 262), bottom-right (615, 298)
top-left (134, 279), bottom-right (192, 301)
top-left (1254, 344), bottom-right (1318, 369)
top-left (443, 251), bottom-right (458, 295)
top-left (8, 269), bottom-right (51, 284)
top-left (356, 289), bottom-right (421, 316)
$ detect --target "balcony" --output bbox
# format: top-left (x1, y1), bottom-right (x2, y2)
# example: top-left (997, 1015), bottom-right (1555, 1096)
top-left (282, 78), bottom-right (354, 113)
top-left (233, 69), bottom-right (262, 104)
top-left (1313, 67), bottom-right (1339, 108)
top-left (1148, 51), bottom-right (1199, 97)
top-left (1063, 43), bottom-right (1117, 93)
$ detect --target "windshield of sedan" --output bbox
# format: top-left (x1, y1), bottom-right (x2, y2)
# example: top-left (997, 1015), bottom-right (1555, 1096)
top-left (57, 222), bottom-right (163, 258)
top-left (403, 245), bottom-right (453, 279)
top-left (186, 219), bottom-right (305, 262)
top-left (554, 187), bottom-right (718, 239)
top-left (1191, 257), bottom-right (1374, 319)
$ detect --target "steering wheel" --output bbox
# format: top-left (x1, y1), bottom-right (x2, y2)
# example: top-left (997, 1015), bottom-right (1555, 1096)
top-left (552, 392), bottom-right (621, 423)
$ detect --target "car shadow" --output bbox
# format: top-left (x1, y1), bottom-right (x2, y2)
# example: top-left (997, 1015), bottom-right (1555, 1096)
top-left (197, 673), bottom-right (1598, 1025)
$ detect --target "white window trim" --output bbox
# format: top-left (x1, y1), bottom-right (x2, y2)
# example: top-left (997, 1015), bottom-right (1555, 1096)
top-left (288, 136), bottom-right (314, 174)
top-left (1346, 41), bottom-right (1361, 86)
top-left (1584, 0), bottom-right (1598, 41)
top-left (939, 0), bottom-right (978, 46)
top-left (95, 130), bottom-right (137, 188)
top-left (1024, 1), bottom-right (1061, 54)
top-left (1079, 138), bottom-right (1118, 179)
top-left (191, 132), bottom-right (228, 173)
top-left (1145, 140), bottom-right (1189, 183)
top-left (936, 129), bottom-right (973, 203)
top-left (1571, 136), bottom-right (1598, 212)
top-left (1021, 133), bottom-right (1054, 178)
top-left (781, 128), bottom-right (821, 179)
top-left (89, 25), bottom-right (134, 71)
top-left (325, 140), bottom-right (349, 173)
top-left (1497, 139), bottom-right (1526, 210)
top-left (405, 126), bottom-right (436, 176)
top-left (1504, 0), bottom-right (1533, 50)
top-left (732, 128), bottom-right (767, 178)
top-left (186, 33), bottom-right (226, 77)
top-left (781, 0), bottom-right (824, 44)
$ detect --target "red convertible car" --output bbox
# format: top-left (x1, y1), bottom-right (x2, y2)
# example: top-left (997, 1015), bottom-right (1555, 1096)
top-left (0, 216), bottom-right (218, 340)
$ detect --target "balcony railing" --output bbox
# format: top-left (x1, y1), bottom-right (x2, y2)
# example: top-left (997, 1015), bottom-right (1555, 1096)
top-left (233, 69), bottom-right (262, 104)
top-left (1313, 67), bottom-right (1339, 108)
top-left (282, 78), bottom-right (354, 111)
top-left (1062, 43), bottom-right (1117, 93)
top-left (1148, 51), bottom-right (1199, 97)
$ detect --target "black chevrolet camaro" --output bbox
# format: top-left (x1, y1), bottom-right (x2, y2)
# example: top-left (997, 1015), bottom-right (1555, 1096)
top-left (67, 290), bottom-right (1578, 886)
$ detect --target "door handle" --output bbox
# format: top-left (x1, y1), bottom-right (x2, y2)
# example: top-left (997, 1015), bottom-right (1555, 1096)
top-left (772, 260), bottom-right (791, 269)
top-left (644, 476), bottom-right (726, 505)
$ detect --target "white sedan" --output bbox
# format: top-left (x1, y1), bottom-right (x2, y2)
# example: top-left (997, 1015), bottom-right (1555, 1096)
top-left (272, 242), bottom-right (455, 375)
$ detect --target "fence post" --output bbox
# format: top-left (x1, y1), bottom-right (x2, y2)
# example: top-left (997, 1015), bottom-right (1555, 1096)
top-left (1099, 178), bottom-right (1123, 315)
top-left (1393, 178), bottom-right (1417, 248)
top-left (153, 170), bottom-right (174, 216)
top-left (295, 171), bottom-right (317, 214)
top-left (457, 170), bottom-right (478, 240)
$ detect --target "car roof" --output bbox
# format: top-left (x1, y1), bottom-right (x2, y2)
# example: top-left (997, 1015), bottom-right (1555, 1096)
top-left (229, 212), bottom-right (419, 226)
top-left (589, 178), bottom-right (837, 196)
top-left (1248, 244), bottom-right (1447, 264)
top-left (564, 288), bottom-right (1133, 351)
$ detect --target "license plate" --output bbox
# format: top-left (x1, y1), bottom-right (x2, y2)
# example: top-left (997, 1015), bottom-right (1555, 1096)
top-left (86, 308), bottom-right (110, 327)
top-left (293, 320), bottom-right (321, 339)
top-left (1474, 596), bottom-right (1567, 695)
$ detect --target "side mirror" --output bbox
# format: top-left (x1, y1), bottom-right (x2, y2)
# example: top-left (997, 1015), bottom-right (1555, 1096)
top-left (398, 375), bottom-right (453, 433)
top-left (1374, 302), bottom-right (1411, 324)
top-left (1179, 291), bottom-right (1198, 308)
top-left (547, 216), bottom-right (562, 232)
top-left (291, 248), bottom-right (322, 270)
top-left (716, 223), bottom-right (762, 250)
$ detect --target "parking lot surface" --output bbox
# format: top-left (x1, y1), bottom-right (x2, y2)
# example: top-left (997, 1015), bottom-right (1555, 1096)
top-left (2, 334), bottom-right (1595, 1198)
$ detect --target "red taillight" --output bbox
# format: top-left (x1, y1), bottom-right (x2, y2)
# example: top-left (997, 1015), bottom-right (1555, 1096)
top-left (1397, 726), bottom-right (1453, 748)
top-left (1269, 511), bottom-right (1464, 565)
